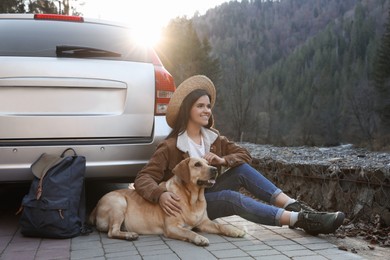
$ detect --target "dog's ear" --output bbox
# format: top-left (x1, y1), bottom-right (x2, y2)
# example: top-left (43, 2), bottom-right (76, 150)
top-left (172, 158), bottom-right (191, 184)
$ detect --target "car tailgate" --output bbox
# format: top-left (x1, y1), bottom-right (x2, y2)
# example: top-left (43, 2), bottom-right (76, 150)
top-left (0, 57), bottom-right (155, 141)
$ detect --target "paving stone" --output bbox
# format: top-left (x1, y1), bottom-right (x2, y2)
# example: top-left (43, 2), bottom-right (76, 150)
top-left (240, 223), bottom-right (266, 231)
top-left (35, 248), bottom-right (70, 260)
top-left (236, 244), bottom-right (271, 251)
top-left (103, 242), bottom-right (137, 253)
top-left (77, 257), bottom-right (106, 260)
top-left (253, 255), bottom-right (290, 260)
top-left (135, 235), bottom-right (163, 242)
top-left (139, 248), bottom-right (175, 256)
top-left (71, 240), bottom-right (102, 250)
top-left (0, 213), bottom-right (380, 259)
top-left (255, 234), bottom-right (284, 242)
top-left (0, 227), bottom-right (18, 237)
top-left (70, 248), bottom-right (105, 259)
top-left (319, 253), bottom-right (365, 260)
top-left (249, 229), bottom-right (276, 236)
top-left (101, 236), bottom-right (133, 246)
top-left (205, 241), bottom-right (237, 251)
top-left (6, 240), bottom-right (40, 252)
top-left (316, 247), bottom-right (366, 259)
top-left (293, 255), bottom-right (328, 260)
top-left (265, 226), bottom-right (285, 231)
top-left (304, 242), bottom-right (337, 250)
top-left (1, 249), bottom-right (37, 260)
top-left (273, 228), bottom-right (305, 236)
top-left (39, 238), bottom-right (71, 250)
top-left (292, 236), bottom-right (328, 245)
top-left (203, 233), bottom-right (230, 243)
top-left (133, 238), bottom-right (165, 247)
top-left (136, 243), bottom-right (169, 252)
top-left (164, 239), bottom-right (204, 251)
top-left (105, 249), bottom-right (140, 258)
top-left (272, 243), bottom-right (307, 251)
top-left (0, 235), bottom-right (12, 252)
top-left (220, 257), bottom-right (254, 260)
top-left (165, 240), bottom-right (217, 260)
top-left (283, 249), bottom-right (319, 257)
top-left (247, 249), bottom-right (282, 257)
top-left (263, 239), bottom-right (298, 246)
top-left (177, 251), bottom-right (217, 260)
top-left (210, 248), bottom-right (249, 258)
top-left (232, 239), bottom-right (264, 247)
top-left (72, 233), bottom-right (100, 243)
top-left (142, 254), bottom-right (180, 260)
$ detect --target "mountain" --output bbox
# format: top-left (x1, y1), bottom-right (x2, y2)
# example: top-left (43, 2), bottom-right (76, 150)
top-left (189, 0), bottom-right (390, 149)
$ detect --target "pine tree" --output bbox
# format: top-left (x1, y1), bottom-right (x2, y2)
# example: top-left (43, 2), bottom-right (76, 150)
top-left (156, 18), bottom-right (221, 86)
top-left (374, 9), bottom-right (390, 129)
top-left (0, 0), bottom-right (25, 12)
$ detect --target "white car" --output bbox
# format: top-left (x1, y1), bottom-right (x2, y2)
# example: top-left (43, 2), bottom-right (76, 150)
top-left (0, 13), bottom-right (175, 182)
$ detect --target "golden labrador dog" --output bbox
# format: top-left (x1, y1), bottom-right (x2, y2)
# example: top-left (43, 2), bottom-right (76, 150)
top-left (89, 158), bottom-right (245, 246)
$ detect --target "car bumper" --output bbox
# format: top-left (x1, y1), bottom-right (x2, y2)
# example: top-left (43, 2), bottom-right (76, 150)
top-left (0, 116), bottom-right (171, 183)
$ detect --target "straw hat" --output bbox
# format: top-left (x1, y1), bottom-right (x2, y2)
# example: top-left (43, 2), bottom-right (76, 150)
top-left (166, 75), bottom-right (216, 128)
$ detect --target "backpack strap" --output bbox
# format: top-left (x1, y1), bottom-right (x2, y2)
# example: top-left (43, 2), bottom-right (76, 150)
top-left (79, 181), bottom-right (93, 235)
top-left (61, 148), bottom-right (77, 157)
top-left (61, 147), bottom-right (92, 234)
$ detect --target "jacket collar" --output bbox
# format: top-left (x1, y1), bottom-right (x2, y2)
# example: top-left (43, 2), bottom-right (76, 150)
top-left (177, 127), bottom-right (218, 154)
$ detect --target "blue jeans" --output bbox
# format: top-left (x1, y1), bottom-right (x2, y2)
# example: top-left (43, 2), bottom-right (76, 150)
top-left (205, 163), bottom-right (284, 226)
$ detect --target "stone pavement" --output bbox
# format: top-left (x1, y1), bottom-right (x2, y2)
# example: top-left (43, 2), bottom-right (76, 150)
top-left (0, 210), bottom-right (366, 260)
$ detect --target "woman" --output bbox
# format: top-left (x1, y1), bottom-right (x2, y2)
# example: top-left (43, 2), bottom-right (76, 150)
top-left (134, 75), bottom-right (345, 235)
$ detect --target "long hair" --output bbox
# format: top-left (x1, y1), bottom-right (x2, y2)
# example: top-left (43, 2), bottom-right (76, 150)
top-left (166, 89), bottom-right (213, 139)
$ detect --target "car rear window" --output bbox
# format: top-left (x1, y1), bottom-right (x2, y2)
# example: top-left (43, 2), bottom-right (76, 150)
top-left (0, 19), bottom-right (152, 62)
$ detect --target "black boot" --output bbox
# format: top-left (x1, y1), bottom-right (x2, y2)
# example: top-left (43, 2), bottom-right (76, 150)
top-left (285, 200), bottom-right (317, 229)
top-left (285, 200), bottom-right (316, 212)
top-left (293, 211), bottom-right (345, 236)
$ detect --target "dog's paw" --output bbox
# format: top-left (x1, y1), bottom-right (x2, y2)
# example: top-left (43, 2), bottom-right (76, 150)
top-left (125, 232), bottom-right (139, 241)
top-left (226, 226), bottom-right (246, 238)
top-left (193, 235), bottom-right (209, 246)
top-left (235, 228), bottom-right (246, 238)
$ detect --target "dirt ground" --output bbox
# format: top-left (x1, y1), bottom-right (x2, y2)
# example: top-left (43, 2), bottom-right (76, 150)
top-left (321, 234), bottom-right (389, 259)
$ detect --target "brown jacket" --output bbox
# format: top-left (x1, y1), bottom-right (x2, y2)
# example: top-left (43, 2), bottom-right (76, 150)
top-left (134, 128), bottom-right (252, 203)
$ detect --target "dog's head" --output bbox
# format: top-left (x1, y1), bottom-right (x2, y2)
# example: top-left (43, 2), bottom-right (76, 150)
top-left (172, 158), bottom-right (218, 188)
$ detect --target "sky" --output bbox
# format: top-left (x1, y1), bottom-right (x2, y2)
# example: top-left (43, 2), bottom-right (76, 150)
top-left (81, 0), bottom-right (230, 26)
top-left (79, 0), bottom-right (231, 45)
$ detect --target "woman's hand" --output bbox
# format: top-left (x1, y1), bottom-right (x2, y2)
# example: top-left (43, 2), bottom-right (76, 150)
top-left (158, 192), bottom-right (182, 217)
top-left (203, 152), bottom-right (226, 166)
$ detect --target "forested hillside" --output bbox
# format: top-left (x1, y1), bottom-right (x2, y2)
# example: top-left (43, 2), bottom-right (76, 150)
top-left (3, 1), bottom-right (389, 149)
top-left (159, 0), bottom-right (390, 150)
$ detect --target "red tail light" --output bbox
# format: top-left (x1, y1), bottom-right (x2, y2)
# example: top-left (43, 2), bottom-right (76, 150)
top-left (151, 50), bottom-right (176, 115)
top-left (34, 14), bottom-right (84, 22)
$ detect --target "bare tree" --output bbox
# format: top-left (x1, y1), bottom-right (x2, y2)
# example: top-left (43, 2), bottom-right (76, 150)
top-left (224, 58), bottom-right (257, 141)
top-left (347, 80), bottom-right (378, 147)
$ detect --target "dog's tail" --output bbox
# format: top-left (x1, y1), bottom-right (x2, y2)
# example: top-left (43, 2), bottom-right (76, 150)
top-left (88, 206), bottom-right (97, 226)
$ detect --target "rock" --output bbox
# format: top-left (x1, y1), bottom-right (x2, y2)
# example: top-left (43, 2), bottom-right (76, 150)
top-left (242, 143), bottom-right (390, 226)
top-left (338, 245), bottom-right (348, 251)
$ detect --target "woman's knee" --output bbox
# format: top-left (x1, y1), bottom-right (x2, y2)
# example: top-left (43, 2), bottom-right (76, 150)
top-left (225, 163), bottom-right (256, 178)
top-left (206, 189), bottom-right (242, 203)
top-left (205, 190), bottom-right (243, 218)
top-left (234, 163), bottom-right (253, 172)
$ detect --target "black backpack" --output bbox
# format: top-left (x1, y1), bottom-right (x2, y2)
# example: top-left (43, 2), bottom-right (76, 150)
top-left (19, 148), bottom-right (91, 238)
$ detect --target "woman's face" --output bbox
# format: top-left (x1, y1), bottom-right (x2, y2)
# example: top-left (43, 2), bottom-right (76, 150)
top-left (189, 95), bottom-right (212, 127)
